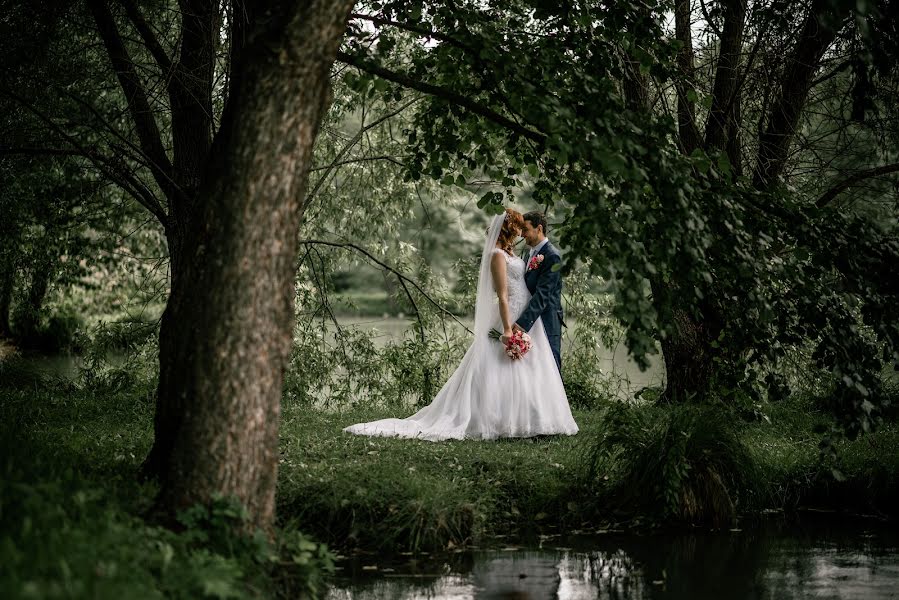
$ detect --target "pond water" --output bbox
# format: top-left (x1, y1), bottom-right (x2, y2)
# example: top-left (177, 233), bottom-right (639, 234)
top-left (326, 516), bottom-right (899, 599)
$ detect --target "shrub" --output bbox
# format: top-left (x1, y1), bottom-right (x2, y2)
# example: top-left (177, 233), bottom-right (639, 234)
top-left (581, 403), bottom-right (768, 528)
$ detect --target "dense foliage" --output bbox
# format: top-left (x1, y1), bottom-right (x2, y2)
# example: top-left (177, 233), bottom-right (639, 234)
top-left (337, 0), bottom-right (899, 437)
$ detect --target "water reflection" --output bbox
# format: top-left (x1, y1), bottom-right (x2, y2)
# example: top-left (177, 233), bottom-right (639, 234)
top-left (327, 518), bottom-right (899, 599)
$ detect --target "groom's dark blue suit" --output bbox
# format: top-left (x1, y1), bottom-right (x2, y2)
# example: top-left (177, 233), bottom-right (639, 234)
top-left (516, 241), bottom-right (564, 372)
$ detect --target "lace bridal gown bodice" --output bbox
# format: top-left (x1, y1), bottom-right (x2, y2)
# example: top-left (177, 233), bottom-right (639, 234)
top-left (343, 245), bottom-right (578, 441)
top-left (493, 249), bottom-right (530, 321)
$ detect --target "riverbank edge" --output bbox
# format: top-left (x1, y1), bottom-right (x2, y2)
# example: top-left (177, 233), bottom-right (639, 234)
top-left (1, 369), bottom-right (897, 598)
top-left (277, 402), bottom-right (899, 554)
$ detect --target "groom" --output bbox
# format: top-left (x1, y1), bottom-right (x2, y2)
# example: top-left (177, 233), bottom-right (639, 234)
top-left (514, 211), bottom-right (564, 372)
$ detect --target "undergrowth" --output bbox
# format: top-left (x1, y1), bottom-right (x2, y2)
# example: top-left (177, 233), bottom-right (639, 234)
top-left (0, 357), bottom-right (333, 600)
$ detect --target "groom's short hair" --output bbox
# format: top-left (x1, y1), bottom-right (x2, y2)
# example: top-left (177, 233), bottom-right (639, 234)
top-left (523, 211), bottom-right (547, 234)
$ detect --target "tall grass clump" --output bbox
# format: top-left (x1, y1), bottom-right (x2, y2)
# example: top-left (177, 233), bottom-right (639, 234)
top-left (582, 402), bottom-right (768, 528)
top-left (277, 444), bottom-right (481, 553)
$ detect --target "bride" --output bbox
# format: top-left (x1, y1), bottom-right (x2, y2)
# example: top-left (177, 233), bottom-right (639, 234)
top-left (343, 208), bottom-right (578, 441)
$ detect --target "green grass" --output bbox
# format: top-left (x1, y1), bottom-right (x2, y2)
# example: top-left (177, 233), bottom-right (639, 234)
top-left (2, 355), bottom-right (898, 598)
top-left (0, 361), bottom-right (332, 600)
top-left (278, 398), bottom-right (899, 553)
top-left (277, 406), bottom-right (603, 552)
top-left (744, 396), bottom-right (899, 514)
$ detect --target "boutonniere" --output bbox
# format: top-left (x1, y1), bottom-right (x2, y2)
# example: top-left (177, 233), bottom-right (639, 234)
top-left (527, 254), bottom-right (544, 271)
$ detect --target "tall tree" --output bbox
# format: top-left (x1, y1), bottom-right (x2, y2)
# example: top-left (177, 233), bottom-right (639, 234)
top-left (148, 1), bottom-right (354, 528)
top-left (2, 0), bottom-right (355, 530)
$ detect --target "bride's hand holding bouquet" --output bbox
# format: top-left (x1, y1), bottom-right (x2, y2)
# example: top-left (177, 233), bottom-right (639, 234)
top-left (489, 328), bottom-right (532, 360)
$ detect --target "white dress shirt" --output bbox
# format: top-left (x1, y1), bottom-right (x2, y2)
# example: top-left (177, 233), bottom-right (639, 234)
top-left (528, 238), bottom-right (549, 261)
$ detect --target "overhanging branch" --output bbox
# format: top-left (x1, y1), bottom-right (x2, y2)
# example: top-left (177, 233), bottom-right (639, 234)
top-left (86, 0), bottom-right (175, 199)
top-left (815, 163), bottom-right (899, 208)
top-left (336, 51), bottom-right (547, 145)
top-left (0, 146), bottom-right (84, 158)
top-left (349, 12), bottom-right (475, 53)
top-left (306, 97), bottom-right (420, 203)
top-left (299, 239), bottom-right (473, 335)
top-left (0, 92), bottom-right (169, 223)
top-left (119, 0), bottom-right (173, 74)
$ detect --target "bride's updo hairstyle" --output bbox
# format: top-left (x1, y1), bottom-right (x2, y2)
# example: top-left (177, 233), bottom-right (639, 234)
top-left (496, 208), bottom-right (524, 253)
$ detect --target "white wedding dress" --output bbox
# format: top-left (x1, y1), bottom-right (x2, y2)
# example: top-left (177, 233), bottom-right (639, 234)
top-left (343, 214), bottom-right (578, 441)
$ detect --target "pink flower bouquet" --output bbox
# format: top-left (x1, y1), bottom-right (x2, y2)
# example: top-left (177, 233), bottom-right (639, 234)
top-left (505, 330), bottom-right (532, 360)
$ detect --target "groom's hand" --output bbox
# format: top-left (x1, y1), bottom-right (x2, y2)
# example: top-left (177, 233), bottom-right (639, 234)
top-left (512, 323), bottom-right (524, 333)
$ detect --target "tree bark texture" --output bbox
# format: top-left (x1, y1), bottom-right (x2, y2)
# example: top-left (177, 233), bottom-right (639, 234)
top-left (675, 0), bottom-right (700, 155)
top-left (704, 0), bottom-right (746, 153)
top-left (649, 278), bottom-right (718, 402)
top-left (146, 0), bottom-right (354, 533)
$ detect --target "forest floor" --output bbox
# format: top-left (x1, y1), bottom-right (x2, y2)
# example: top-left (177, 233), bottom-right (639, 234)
top-left (1, 355), bottom-right (897, 597)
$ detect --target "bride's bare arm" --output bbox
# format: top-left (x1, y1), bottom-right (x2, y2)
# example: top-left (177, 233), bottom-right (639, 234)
top-left (490, 252), bottom-right (513, 338)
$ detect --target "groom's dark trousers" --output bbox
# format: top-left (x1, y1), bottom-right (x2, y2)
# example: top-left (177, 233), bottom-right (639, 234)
top-left (516, 242), bottom-right (564, 372)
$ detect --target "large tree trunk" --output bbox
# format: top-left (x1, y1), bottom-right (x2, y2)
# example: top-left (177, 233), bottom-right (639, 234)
top-left (649, 277), bottom-right (717, 402)
top-left (145, 1), bottom-right (354, 533)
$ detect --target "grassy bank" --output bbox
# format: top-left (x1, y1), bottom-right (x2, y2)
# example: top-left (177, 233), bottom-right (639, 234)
top-left (2, 355), bottom-right (897, 598)
top-left (278, 397), bottom-right (899, 553)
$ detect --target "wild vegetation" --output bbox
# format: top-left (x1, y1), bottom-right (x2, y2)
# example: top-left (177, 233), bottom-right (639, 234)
top-left (1, 0), bottom-right (898, 598)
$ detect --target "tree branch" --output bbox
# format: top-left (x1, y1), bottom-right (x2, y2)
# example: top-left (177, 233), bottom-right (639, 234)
top-left (349, 12), bottom-right (475, 53)
top-left (308, 155), bottom-right (407, 172)
top-left (753, 0), bottom-right (842, 189)
top-left (299, 239), bottom-right (473, 335)
top-left (699, 0), bottom-right (724, 38)
top-left (85, 0), bottom-right (176, 199)
top-left (815, 163), bottom-right (899, 208)
top-left (0, 92), bottom-right (169, 224)
top-left (306, 97), bottom-right (419, 203)
top-left (119, 0), bottom-right (173, 73)
top-left (336, 51), bottom-right (547, 145)
top-left (0, 145), bottom-right (85, 158)
top-left (704, 0), bottom-right (747, 152)
top-left (166, 0), bottom-right (217, 197)
top-left (674, 0), bottom-right (700, 154)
